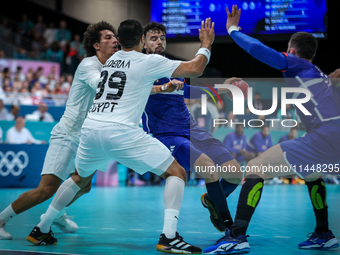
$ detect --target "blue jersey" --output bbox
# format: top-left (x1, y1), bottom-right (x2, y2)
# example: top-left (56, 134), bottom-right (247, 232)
top-left (246, 132), bottom-right (273, 154)
top-left (230, 31), bottom-right (340, 133)
top-left (282, 54), bottom-right (340, 132)
top-left (223, 132), bottom-right (247, 162)
top-left (142, 77), bottom-right (213, 137)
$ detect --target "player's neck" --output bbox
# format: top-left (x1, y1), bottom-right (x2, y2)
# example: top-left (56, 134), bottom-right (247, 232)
top-left (96, 53), bottom-right (111, 65)
top-left (122, 46), bottom-right (141, 53)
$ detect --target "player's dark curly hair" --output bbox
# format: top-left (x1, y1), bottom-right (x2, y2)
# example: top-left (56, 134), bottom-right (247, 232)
top-left (289, 32), bottom-right (318, 60)
top-left (83, 21), bottom-right (116, 57)
top-left (143, 21), bottom-right (166, 37)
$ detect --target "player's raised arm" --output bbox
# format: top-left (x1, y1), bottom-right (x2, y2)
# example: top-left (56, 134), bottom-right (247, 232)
top-left (226, 4), bottom-right (287, 70)
top-left (172, 18), bottom-right (215, 78)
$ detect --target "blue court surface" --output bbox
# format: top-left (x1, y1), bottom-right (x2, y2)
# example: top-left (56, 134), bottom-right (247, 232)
top-left (0, 185), bottom-right (339, 255)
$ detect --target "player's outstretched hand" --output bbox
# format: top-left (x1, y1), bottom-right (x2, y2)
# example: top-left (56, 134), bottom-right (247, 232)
top-left (199, 17), bottom-right (215, 47)
top-left (226, 4), bottom-right (241, 31)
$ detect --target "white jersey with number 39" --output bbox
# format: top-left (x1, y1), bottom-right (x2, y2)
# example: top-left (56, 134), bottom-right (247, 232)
top-left (83, 50), bottom-right (181, 128)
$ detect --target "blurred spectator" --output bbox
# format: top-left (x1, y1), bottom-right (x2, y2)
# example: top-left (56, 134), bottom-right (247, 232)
top-left (13, 66), bottom-right (26, 82)
top-left (12, 74), bottom-right (23, 92)
top-left (61, 74), bottom-right (73, 91)
top-left (253, 92), bottom-right (264, 110)
top-left (0, 49), bottom-right (6, 58)
top-left (25, 68), bottom-right (34, 83)
top-left (7, 105), bottom-right (20, 121)
top-left (276, 103), bottom-right (296, 120)
top-left (18, 14), bottom-right (34, 51)
top-left (0, 126), bottom-right (3, 143)
top-left (2, 78), bottom-right (12, 94)
top-left (223, 124), bottom-right (255, 164)
top-left (0, 18), bottom-right (12, 43)
top-left (46, 41), bottom-right (64, 64)
top-left (55, 20), bottom-right (71, 51)
top-left (52, 82), bottom-right (63, 95)
top-left (1, 67), bottom-right (11, 80)
top-left (5, 116), bottom-right (46, 144)
top-left (18, 14), bottom-right (34, 37)
top-left (14, 45), bottom-right (27, 59)
top-left (246, 125), bottom-right (273, 156)
top-left (0, 98), bottom-right (9, 120)
top-left (66, 34), bottom-right (85, 74)
top-left (19, 87), bottom-right (33, 105)
top-left (43, 22), bottom-right (57, 46)
top-left (32, 15), bottom-right (46, 56)
top-left (278, 126), bottom-right (298, 143)
top-left (31, 102), bottom-right (54, 122)
top-left (33, 66), bottom-right (48, 85)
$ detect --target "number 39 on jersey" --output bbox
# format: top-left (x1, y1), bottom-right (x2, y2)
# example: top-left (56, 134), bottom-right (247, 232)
top-left (89, 70), bottom-right (127, 113)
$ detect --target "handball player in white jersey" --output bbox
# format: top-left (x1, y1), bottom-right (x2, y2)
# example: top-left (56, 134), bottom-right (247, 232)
top-left (27, 18), bottom-right (215, 253)
top-left (0, 21), bottom-right (118, 240)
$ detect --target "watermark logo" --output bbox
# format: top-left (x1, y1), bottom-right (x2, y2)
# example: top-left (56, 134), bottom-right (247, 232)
top-left (199, 82), bottom-right (311, 128)
top-left (198, 83), bottom-right (222, 115)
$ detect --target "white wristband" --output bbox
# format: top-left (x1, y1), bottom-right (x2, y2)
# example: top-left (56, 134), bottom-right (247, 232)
top-left (228, 25), bottom-right (240, 35)
top-left (195, 48), bottom-right (211, 63)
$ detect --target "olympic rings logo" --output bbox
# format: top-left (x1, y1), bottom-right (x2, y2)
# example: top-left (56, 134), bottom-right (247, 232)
top-left (0, 151), bottom-right (29, 177)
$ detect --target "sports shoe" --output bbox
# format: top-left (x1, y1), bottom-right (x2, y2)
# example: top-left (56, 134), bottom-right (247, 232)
top-left (26, 226), bottom-right (57, 245)
top-left (201, 193), bottom-right (228, 232)
top-left (204, 230), bottom-right (250, 254)
top-left (298, 230), bottom-right (339, 250)
top-left (41, 213), bottom-right (78, 233)
top-left (0, 220), bottom-right (12, 240)
top-left (155, 232), bottom-right (202, 254)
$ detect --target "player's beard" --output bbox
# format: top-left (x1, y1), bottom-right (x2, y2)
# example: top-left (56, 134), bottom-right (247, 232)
top-left (149, 46), bottom-right (165, 56)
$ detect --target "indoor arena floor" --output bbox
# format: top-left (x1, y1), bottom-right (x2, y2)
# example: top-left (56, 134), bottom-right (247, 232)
top-left (0, 185), bottom-right (339, 255)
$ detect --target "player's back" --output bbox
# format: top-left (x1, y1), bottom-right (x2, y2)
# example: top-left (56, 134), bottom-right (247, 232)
top-left (283, 54), bottom-right (340, 132)
top-left (84, 50), bottom-right (181, 128)
top-left (59, 55), bottom-right (102, 140)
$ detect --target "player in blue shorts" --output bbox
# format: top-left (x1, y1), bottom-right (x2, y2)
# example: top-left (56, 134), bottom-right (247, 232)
top-left (142, 21), bottom-right (244, 235)
top-left (204, 5), bottom-right (340, 254)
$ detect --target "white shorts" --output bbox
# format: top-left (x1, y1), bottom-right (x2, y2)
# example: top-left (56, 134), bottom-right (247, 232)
top-left (75, 125), bottom-right (174, 177)
top-left (41, 123), bottom-right (79, 180)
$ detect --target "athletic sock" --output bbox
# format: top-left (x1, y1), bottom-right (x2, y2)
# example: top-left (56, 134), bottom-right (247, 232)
top-left (205, 181), bottom-right (232, 225)
top-left (162, 176), bottom-right (184, 239)
top-left (231, 174), bottom-right (264, 237)
top-left (162, 209), bottom-right (180, 239)
top-left (0, 204), bottom-right (17, 222)
top-left (37, 178), bottom-right (80, 233)
top-left (220, 178), bottom-right (239, 198)
top-left (37, 205), bottom-right (60, 233)
top-left (305, 179), bottom-right (329, 235)
top-left (55, 207), bottom-right (67, 220)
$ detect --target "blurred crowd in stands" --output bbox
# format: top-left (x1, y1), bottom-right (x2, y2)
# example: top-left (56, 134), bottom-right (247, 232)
top-left (0, 14), bottom-right (84, 74)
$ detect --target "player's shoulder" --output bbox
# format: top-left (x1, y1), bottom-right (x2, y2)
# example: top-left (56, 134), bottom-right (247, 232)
top-left (78, 56), bottom-right (101, 70)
